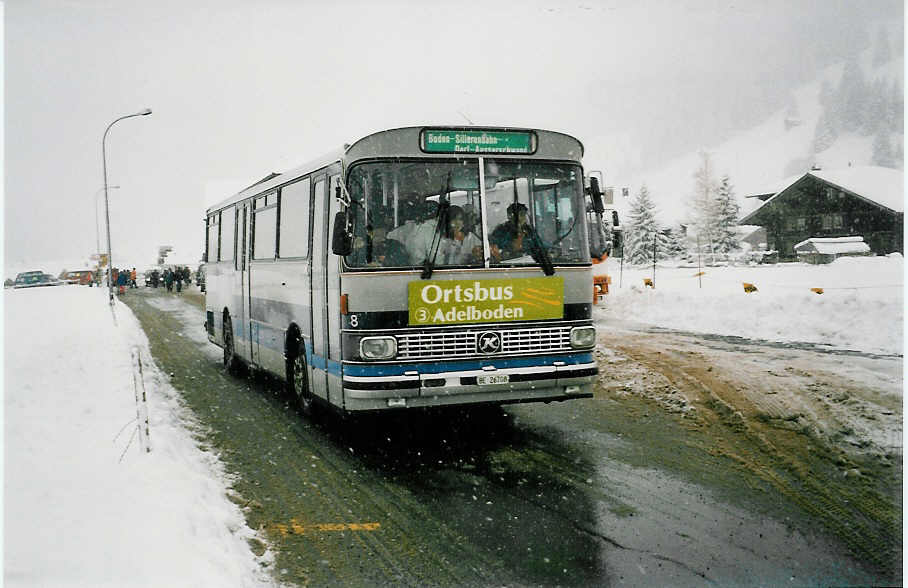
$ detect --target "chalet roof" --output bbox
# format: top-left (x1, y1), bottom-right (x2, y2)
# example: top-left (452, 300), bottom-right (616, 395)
top-left (741, 166), bottom-right (904, 224)
top-left (793, 236), bottom-right (871, 255)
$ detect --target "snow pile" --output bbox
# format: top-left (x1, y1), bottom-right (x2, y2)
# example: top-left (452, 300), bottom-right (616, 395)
top-left (4, 286), bottom-right (274, 587)
top-left (596, 255), bottom-right (903, 356)
top-left (794, 236), bottom-right (871, 255)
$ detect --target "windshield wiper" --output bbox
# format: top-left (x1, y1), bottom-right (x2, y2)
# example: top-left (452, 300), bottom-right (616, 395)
top-left (525, 224), bottom-right (555, 276)
top-left (509, 180), bottom-right (554, 275)
top-left (420, 174), bottom-right (451, 280)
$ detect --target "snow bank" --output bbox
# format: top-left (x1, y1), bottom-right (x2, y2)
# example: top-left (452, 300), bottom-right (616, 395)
top-left (596, 255), bottom-right (903, 356)
top-left (4, 286), bottom-right (274, 587)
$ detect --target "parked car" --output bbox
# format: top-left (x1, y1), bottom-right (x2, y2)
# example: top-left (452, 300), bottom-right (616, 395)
top-left (13, 271), bottom-right (61, 288)
top-left (62, 270), bottom-right (94, 285)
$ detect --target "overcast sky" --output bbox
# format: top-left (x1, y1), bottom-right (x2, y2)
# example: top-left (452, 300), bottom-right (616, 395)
top-left (4, 0), bottom-right (902, 271)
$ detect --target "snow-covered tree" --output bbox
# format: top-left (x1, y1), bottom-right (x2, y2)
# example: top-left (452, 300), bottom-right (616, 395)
top-left (812, 112), bottom-right (838, 154)
top-left (862, 77), bottom-right (889, 136)
top-left (872, 131), bottom-right (896, 168)
top-left (836, 59), bottom-right (867, 132)
top-left (818, 79), bottom-right (835, 109)
top-left (710, 175), bottom-right (741, 254)
top-left (662, 225), bottom-right (688, 260)
top-left (873, 25), bottom-right (892, 67)
top-left (624, 185), bottom-right (670, 265)
top-left (889, 78), bottom-right (904, 133)
top-left (687, 151), bottom-right (718, 237)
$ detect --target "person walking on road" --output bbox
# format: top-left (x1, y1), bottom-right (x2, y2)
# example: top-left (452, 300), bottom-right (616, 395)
top-left (175, 269), bottom-right (183, 294)
top-left (116, 268), bottom-right (128, 295)
top-left (130, 268), bottom-right (137, 289)
top-left (164, 268), bottom-right (173, 292)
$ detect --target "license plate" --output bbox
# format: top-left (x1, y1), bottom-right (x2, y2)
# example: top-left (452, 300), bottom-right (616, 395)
top-left (476, 374), bottom-right (509, 386)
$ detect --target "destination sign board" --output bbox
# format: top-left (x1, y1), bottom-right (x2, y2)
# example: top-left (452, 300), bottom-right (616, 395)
top-left (421, 129), bottom-right (535, 154)
top-left (408, 277), bottom-right (563, 326)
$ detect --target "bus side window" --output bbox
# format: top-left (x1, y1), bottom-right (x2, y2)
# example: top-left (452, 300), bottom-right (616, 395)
top-left (207, 213), bottom-right (219, 262)
top-left (221, 206), bottom-right (236, 262)
top-left (279, 177), bottom-right (311, 258)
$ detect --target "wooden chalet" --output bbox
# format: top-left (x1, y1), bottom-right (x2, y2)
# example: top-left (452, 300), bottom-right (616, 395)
top-left (740, 166), bottom-right (903, 260)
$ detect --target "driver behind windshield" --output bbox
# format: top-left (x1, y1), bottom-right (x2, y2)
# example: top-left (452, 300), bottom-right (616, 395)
top-left (489, 202), bottom-right (544, 262)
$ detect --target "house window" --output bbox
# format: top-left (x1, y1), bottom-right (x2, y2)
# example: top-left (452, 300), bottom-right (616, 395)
top-left (822, 213), bottom-right (845, 230)
top-left (796, 217), bottom-right (807, 229)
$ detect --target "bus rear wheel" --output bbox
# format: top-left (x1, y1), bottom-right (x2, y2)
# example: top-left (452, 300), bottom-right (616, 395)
top-left (287, 335), bottom-right (314, 416)
top-left (223, 314), bottom-right (240, 373)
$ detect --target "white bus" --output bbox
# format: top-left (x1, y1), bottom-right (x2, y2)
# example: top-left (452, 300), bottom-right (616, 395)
top-left (204, 126), bottom-right (607, 414)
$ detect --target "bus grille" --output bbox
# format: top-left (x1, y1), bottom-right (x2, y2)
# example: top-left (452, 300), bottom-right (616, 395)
top-left (396, 326), bottom-right (573, 360)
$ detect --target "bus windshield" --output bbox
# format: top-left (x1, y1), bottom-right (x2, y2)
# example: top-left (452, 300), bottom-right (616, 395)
top-left (484, 160), bottom-right (589, 267)
top-left (344, 159), bottom-right (589, 270)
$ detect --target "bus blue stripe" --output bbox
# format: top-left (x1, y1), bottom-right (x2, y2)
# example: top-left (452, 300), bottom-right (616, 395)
top-left (341, 353), bottom-right (594, 378)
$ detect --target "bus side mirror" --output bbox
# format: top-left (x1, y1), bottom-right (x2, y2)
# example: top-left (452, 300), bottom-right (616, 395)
top-left (588, 177), bottom-right (605, 214)
top-left (331, 211), bottom-right (352, 256)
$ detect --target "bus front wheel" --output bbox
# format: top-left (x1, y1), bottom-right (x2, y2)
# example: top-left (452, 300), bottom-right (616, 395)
top-left (223, 314), bottom-right (240, 374)
top-left (287, 335), bottom-right (314, 416)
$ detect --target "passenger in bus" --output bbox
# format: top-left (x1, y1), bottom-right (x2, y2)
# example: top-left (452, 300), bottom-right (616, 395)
top-left (408, 205), bottom-right (481, 265)
top-left (386, 196), bottom-right (421, 246)
top-left (461, 203), bottom-right (480, 236)
top-left (489, 202), bottom-right (539, 261)
top-left (351, 224), bottom-right (409, 267)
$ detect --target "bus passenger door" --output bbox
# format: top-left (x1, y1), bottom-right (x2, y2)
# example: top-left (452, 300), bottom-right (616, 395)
top-left (309, 176), bottom-right (329, 403)
top-left (239, 203), bottom-right (252, 361)
top-left (326, 173), bottom-right (343, 407)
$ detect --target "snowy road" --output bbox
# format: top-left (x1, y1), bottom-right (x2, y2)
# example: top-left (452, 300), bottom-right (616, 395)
top-left (121, 287), bottom-right (899, 586)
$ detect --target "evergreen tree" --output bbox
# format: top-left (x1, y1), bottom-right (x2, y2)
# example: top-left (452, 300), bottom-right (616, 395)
top-left (873, 25), bottom-right (891, 67)
top-left (818, 79), bottom-right (835, 110)
top-left (862, 77), bottom-right (888, 136)
top-left (662, 225), bottom-right (688, 259)
top-left (836, 59), bottom-right (867, 132)
top-left (889, 78), bottom-right (904, 134)
top-left (872, 131), bottom-right (896, 168)
top-left (624, 185), bottom-right (670, 265)
top-left (711, 175), bottom-right (741, 254)
top-left (813, 112), bottom-right (838, 154)
top-left (688, 151), bottom-right (718, 237)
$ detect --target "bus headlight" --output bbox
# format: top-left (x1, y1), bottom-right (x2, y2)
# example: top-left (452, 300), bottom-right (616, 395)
top-left (570, 326), bottom-right (596, 349)
top-left (359, 336), bottom-right (397, 360)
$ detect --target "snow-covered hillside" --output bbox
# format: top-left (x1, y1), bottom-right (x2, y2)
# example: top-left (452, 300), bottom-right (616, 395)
top-left (592, 53), bottom-right (904, 227)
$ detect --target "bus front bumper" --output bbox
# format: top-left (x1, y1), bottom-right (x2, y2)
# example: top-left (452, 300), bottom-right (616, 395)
top-left (341, 359), bottom-right (597, 411)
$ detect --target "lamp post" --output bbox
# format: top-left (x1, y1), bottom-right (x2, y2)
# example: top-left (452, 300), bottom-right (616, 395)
top-left (94, 185), bottom-right (119, 256)
top-left (102, 108), bottom-right (152, 303)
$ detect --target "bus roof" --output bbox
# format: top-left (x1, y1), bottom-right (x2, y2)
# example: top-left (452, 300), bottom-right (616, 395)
top-left (206, 126), bottom-right (584, 214)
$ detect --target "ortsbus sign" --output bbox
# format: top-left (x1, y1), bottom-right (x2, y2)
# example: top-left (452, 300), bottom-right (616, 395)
top-left (408, 277), bottom-right (564, 326)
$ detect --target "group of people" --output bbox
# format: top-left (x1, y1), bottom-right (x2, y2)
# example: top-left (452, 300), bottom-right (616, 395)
top-left (109, 267), bottom-right (138, 294)
top-left (153, 266), bottom-right (191, 293)
top-left (350, 198), bottom-right (537, 268)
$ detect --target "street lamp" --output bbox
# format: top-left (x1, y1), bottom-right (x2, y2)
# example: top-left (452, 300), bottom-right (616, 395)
top-left (102, 108), bottom-right (152, 303)
top-left (94, 185), bottom-right (119, 257)
top-left (94, 185), bottom-right (119, 286)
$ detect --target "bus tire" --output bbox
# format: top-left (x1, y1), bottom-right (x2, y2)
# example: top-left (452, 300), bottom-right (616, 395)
top-left (223, 312), bottom-right (240, 374)
top-left (286, 333), bottom-right (314, 416)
